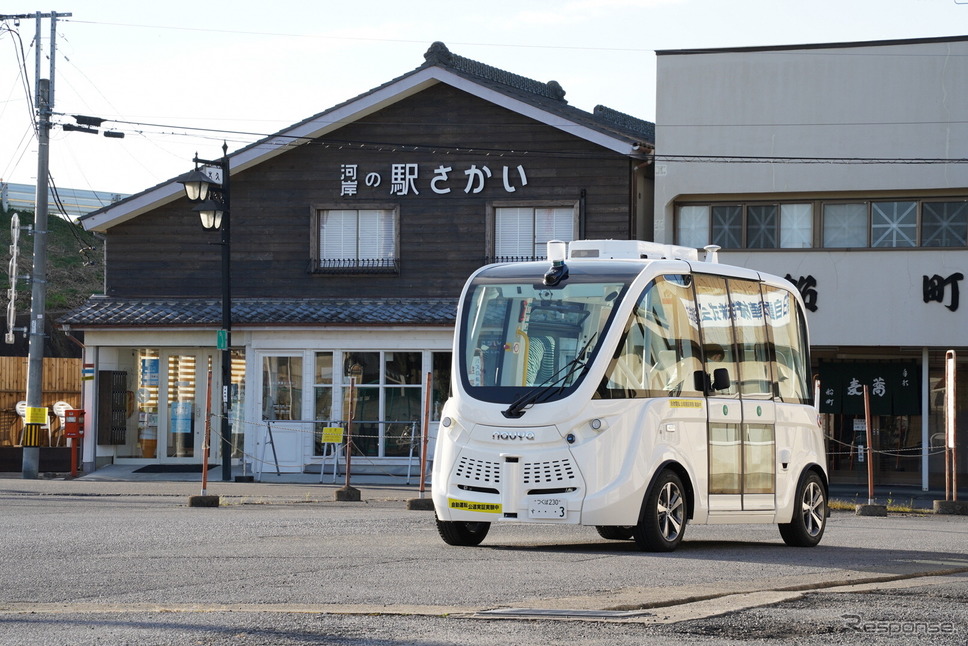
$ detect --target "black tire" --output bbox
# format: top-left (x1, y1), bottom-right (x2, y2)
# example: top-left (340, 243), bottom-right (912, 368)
top-left (595, 526), bottom-right (633, 540)
top-left (632, 470), bottom-right (687, 552)
top-left (435, 517), bottom-right (490, 546)
top-left (779, 471), bottom-right (827, 547)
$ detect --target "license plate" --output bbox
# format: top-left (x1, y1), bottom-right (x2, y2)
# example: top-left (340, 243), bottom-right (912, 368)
top-left (528, 497), bottom-right (566, 519)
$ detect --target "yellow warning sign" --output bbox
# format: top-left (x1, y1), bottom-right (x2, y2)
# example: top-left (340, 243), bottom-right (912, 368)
top-left (448, 498), bottom-right (502, 514)
top-left (669, 399), bottom-right (703, 409)
top-left (321, 426), bottom-right (344, 444)
top-left (25, 407), bottom-right (48, 425)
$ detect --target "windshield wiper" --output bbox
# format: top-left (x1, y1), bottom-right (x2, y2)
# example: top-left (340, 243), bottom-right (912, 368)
top-left (502, 333), bottom-right (597, 419)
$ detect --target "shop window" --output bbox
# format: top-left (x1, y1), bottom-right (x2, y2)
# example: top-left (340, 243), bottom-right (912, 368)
top-left (312, 352), bottom-right (334, 456)
top-left (344, 352), bottom-right (381, 457)
top-left (311, 208), bottom-right (398, 273)
top-left (135, 349), bottom-right (160, 458)
top-left (431, 352), bottom-right (451, 421)
top-left (229, 350), bottom-right (246, 459)
top-left (342, 351), bottom-right (425, 458)
top-left (262, 356), bottom-right (302, 421)
top-left (167, 355), bottom-right (198, 458)
top-left (384, 351), bottom-right (422, 458)
top-left (493, 205), bottom-right (576, 262)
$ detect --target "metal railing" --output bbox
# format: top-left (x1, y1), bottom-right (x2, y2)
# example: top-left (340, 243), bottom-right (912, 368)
top-left (256, 418), bottom-right (427, 484)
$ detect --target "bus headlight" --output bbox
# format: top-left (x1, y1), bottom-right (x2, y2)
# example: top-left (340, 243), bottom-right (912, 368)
top-left (589, 418), bottom-right (605, 431)
top-left (442, 417), bottom-right (452, 428)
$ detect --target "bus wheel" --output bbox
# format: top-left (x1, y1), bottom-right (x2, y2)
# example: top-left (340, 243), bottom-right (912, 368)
top-left (779, 471), bottom-right (826, 547)
top-left (632, 470), bottom-right (687, 552)
top-left (435, 517), bottom-right (490, 546)
top-left (596, 526), bottom-right (633, 540)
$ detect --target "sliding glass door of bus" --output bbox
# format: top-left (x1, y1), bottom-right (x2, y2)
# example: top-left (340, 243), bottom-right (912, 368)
top-left (696, 275), bottom-right (777, 513)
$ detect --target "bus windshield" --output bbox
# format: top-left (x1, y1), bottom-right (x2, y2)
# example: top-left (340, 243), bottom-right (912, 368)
top-left (459, 262), bottom-right (637, 403)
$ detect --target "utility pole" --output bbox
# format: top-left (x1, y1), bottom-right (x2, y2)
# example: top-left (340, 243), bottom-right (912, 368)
top-left (1, 11), bottom-right (72, 478)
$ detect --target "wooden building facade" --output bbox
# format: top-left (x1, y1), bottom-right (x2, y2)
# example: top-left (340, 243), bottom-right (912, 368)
top-left (64, 42), bottom-right (655, 476)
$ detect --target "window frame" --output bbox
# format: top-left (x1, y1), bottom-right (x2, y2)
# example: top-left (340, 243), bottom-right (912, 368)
top-left (310, 203), bottom-right (400, 274)
top-left (487, 201), bottom-right (579, 263)
top-left (821, 201), bottom-right (869, 248)
top-left (675, 197), bottom-right (968, 250)
top-left (922, 200), bottom-right (968, 247)
top-left (676, 201), bottom-right (814, 250)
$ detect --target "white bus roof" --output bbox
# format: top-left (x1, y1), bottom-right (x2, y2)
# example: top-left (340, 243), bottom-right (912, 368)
top-left (567, 239), bottom-right (701, 262)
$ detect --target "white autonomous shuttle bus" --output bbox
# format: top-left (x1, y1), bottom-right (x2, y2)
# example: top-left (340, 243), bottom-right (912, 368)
top-left (432, 239), bottom-right (827, 551)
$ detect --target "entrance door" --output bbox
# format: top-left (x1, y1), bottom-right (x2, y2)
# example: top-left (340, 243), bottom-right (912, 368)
top-left (129, 348), bottom-right (220, 464)
top-left (163, 353), bottom-right (209, 460)
top-left (257, 354), bottom-right (306, 473)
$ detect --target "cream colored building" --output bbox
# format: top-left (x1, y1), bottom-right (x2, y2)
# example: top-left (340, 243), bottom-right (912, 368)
top-left (654, 36), bottom-right (968, 490)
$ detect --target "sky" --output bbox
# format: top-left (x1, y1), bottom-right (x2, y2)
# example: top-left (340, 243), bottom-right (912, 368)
top-left (1, 0), bottom-right (967, 198)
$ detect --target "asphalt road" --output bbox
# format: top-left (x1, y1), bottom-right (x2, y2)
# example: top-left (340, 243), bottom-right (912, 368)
top-left (1, 487), bottom-right (966, 645)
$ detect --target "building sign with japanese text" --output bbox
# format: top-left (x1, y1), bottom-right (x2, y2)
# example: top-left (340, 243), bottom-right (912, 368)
top-left (818, 361), bottom-right (920, 416)
top-left (717, 249), bottom-right (968, 347)
top-left (338, 163), bottom-right (529, 197)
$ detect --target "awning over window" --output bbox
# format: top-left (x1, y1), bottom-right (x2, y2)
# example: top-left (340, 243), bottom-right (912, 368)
top-left (818, 361), bottom-right (920, 416)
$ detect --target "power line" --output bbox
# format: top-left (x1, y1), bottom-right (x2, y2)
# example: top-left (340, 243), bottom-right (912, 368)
top-left (63, 18), bottom-right (652, 53)
top-left (77, 116), bottom-right (968, 165)
top-left (655, 154), bottom-right (968, 165)
top-left (661, 120), bottom-right (968, 128)
top-left (1, 22), bottom-right (37, 127)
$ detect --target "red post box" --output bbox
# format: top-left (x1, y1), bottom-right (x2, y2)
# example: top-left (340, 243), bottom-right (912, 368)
top-left (64, 409), bottom-right (85, 478)
top-left (64, 409), bottom-right (85, 439)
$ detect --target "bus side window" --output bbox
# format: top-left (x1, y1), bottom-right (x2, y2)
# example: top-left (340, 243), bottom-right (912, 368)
top-left (694, 274), bottom-right (738, 397)
top-left (599, 275), bottom-right (705, 399)
top-left (764, 286), bottom-right (812, 403)
top-left (652, 275), bottom-right (702, 397)
top-left (730, 279), bottom-right (773, 399)
top-left (602, 315), bottom-right (646, 396)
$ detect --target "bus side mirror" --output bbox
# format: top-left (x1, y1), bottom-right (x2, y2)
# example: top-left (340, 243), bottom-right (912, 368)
top-left (694, 370), bottom-right (708, 393)
top-left (712, 368), bottom-right (730, 391)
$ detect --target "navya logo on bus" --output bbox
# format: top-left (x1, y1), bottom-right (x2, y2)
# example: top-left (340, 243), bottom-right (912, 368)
top-left (492, 431), bottom-right (536, 441)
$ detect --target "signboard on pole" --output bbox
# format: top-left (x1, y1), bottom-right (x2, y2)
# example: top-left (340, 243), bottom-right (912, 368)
top-left (25, 406), bottom-right (48, 425)
top-left (946, 350), bottom-right (956, 450)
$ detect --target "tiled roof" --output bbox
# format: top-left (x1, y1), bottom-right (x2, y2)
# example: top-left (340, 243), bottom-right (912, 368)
top-left (60, 297), bottom-right (458, 328)
top-left (422, 42), bottom-right (655, 144)
top-left (423, 41), bottom-right (568, 102)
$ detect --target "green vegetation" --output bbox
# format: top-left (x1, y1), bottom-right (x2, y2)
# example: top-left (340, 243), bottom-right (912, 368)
top-left (1, 208), bottom-right (104, 312)
top-left (829, 497), bottom-right (932, 514)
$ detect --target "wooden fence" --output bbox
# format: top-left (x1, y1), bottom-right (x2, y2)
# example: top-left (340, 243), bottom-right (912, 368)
top-left (0, 357), bottom-right (82, 447)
